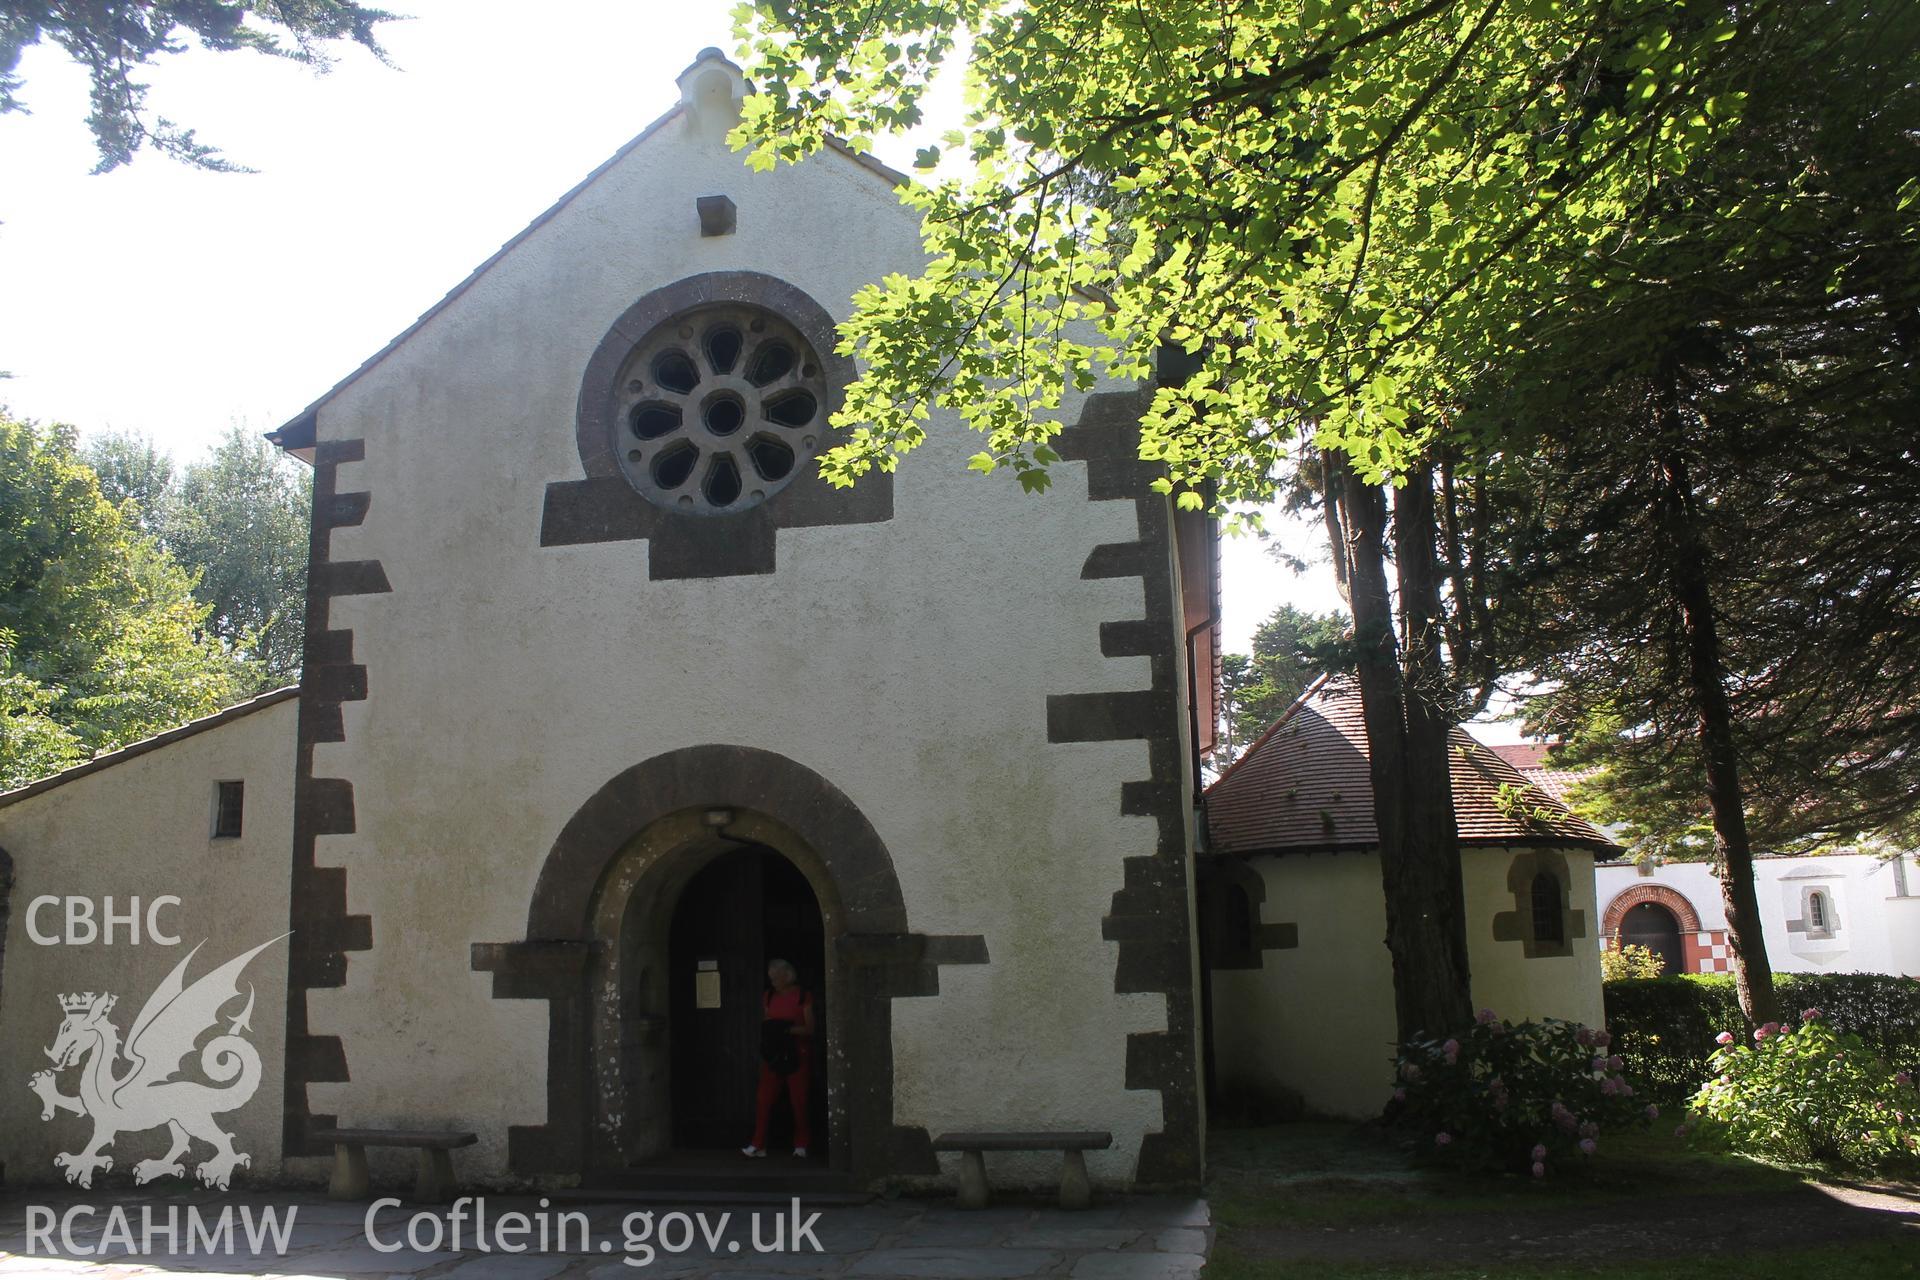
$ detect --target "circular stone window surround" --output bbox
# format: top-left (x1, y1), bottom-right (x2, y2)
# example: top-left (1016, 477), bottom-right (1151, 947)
top-left (568, 276), bottom-right (856, 525)
top-left (613, 304), bottom-right (826, 514)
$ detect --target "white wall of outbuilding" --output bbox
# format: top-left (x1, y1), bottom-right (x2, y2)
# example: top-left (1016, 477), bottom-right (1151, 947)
top-left (0, 699), bottom-right (297, 1186)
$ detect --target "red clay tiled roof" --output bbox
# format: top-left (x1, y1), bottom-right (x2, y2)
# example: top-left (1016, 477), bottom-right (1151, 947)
top-left (1487, 743), bottom-right (1602, 806)
top-left (1490, 742), bottom-right (1552, 771)
top-left (1205, 678), bottom-right (1617, 856)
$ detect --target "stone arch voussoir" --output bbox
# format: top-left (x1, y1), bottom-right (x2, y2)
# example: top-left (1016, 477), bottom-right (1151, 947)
top-left (1602, 881), bottom-right (1702, 938)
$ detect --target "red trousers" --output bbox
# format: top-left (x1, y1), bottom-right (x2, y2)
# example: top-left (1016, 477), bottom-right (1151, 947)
top-left (751, 1055), bottom-right (812, 1150)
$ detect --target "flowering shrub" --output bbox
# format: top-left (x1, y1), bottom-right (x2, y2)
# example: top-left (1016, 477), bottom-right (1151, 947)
top-left (1689, 1008), bottom-right (1920, 1171)
top-left (1605, 973), bottom-right (1920, 1105)
top-left (1387, 1012), bottom-right (1656, 1177)
top-left (1600, 943), bottom-right (1667, 982)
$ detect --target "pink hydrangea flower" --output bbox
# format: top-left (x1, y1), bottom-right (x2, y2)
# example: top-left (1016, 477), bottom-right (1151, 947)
top-left (1606, 1055), bottom-right (1624, 1072)
top-left (1393, 1087), bottom-right (1408, 1103)
top-left (1575, 1028), bottom-right (1596, 1048)
top-left (1674, 1123), bottom-right (1692, 1139)
top-left (1477, 1008), bottom-right (1499, 1025)
top-left (1592, 1030), bottom-right (1612, 1049)
top-left (1400, 1062), bottom-right (1422, 1081)
top-left (1531, 1161), bottom-right (1546, 1178)
top-left (1578, 1138), bottom-right (1597, 1156)
top-left (1435, 1132), bottom-right (1453, 1147)
top-left (1754, 1022), bottom-right (1780, 1042)
top-left (1801, 1007), bottom-right (1822, 1022)
top-left (1896, 1071), bottom-right (1912, 1087)
top-left (1531, 1144), bottom-right (1548, 1161)
top-left (1715, 1031), bottom-right (1735, 1045)
top-left (1442, 1038), bottom-right (1461, 1064)
top-left (1645, 1104), bottom-right (1660, 1121)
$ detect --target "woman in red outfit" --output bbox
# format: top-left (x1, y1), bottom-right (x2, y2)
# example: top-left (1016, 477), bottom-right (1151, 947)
top-left (742, 958), bottom-right (814, 1158)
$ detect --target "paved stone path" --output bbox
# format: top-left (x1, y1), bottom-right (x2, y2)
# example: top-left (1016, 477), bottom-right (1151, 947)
top-left (0, 1192), bottom-right (1210, 1279)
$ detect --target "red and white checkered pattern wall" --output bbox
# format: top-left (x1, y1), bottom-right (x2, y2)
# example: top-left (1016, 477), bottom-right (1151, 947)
top-left (1684, 929), bottom-right (1732, 973)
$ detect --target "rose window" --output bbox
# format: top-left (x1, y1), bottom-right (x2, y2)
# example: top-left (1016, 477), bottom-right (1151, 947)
top-left (612, 305), bottom-right (828, 513)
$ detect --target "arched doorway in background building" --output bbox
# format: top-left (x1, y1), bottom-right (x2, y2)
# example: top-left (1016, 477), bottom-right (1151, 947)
top-left (1620, 901), bottom-right (1684, 976)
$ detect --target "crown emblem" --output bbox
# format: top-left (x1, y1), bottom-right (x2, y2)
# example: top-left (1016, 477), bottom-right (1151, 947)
top-left (59, 992), bottom-right (113, 1015)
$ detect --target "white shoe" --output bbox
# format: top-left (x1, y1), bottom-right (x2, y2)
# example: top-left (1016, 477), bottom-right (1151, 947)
top-left (793, 1147), bottom-right (809, 1158)
top-left (741, 1145), bottom-right (766, 1158)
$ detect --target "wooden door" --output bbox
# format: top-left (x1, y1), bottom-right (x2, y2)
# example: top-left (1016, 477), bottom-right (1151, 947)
top-left (666, 846), bottom-right (827, 1151)
top-left (1620, 902), bottom-right (1684, 976)
top-left (668, 849), bottom-right (764, 1148)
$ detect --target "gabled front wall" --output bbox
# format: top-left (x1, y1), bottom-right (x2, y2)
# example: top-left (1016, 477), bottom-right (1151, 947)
top-left (283, 87), bottom-right (1202, 1188)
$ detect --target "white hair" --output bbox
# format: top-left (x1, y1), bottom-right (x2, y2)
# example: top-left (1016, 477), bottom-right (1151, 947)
top-left (767, 958), bottom-right (797, 981)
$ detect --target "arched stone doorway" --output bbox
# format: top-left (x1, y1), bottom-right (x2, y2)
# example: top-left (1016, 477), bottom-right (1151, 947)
top-left (1602, 882), bottom-right (1700, 978)
top-left (586, 813), bottom-right (837, 1172)
top-left (472, 745), bottom-right (988, 1188)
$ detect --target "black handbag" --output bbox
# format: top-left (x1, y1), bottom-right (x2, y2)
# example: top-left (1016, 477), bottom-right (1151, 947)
top-left (761, 1018), bottom-right (799, 1075)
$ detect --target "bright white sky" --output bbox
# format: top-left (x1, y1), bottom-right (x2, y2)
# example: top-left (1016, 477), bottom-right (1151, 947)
top-left (0, 0), bottom-right (1519, 737)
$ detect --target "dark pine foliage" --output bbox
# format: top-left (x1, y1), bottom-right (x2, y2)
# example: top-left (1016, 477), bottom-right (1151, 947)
top-left (0, 1), bottom-right (395, 171)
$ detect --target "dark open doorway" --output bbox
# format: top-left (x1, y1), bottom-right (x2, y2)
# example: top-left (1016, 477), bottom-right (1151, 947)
top-left (1620, 901), bottom-right (1684, 976)
top-left (663, 845), bottom-right (827, 1160)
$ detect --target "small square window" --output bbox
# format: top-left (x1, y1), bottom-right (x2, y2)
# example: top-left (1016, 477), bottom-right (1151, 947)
top-left (213, 781), bottom-right (245, 839)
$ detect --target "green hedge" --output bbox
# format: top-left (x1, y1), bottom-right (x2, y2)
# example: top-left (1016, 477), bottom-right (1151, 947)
top-left (1604, 972), bottom-right (1920, 1105)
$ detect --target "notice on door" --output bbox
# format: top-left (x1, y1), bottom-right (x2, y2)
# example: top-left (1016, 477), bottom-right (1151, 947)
top-left (695, 958), bottom-right (721, 1009)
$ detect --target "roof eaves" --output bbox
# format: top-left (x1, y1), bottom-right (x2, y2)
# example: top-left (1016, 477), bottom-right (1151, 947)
top-left (0, 686), bottom-right (300, 811)
top-left (1206, 671), bottom-right (1333, 794)
top-left (821, 135), bottom-right (914, 189)
top-left (820, 135), bottom-right (1119, 310)
top-left (267, 102), bottom-right (691, 446)
top-left (265, 113), bottom-right (1122, 452)
top-left (1212, 839), bottom-right (1380, 859)
top-left (1215, 833), bottom-right (1619, 859)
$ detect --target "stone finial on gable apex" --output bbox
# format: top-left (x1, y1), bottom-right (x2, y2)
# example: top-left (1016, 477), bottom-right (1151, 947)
top-left (678, 47), bottom-right (748, 140)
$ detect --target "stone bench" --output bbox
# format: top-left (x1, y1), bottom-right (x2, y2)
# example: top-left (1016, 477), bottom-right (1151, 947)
top-left (315, 1127), bottom-right (477, 1203)
top-left (931, 1130), bottom-right (1113, 1210)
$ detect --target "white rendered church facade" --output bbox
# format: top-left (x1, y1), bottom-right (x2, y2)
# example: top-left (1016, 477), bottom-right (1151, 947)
top-left (0, 51), bottom-right (1605, 1195)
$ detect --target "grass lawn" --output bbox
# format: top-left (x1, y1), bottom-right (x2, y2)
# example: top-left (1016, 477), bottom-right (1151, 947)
top-left (1203, 1239), bottom-right (1918, 1280)
top-left (1204, 1122), bottom-right (1919, 1279)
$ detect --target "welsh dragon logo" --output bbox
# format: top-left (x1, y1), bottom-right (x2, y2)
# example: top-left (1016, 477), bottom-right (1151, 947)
top-left (28, 935), bottom-right (286, 1190)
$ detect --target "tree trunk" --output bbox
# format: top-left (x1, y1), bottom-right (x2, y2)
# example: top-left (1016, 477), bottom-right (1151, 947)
top-left (1657, 426), bottom-right (1779, 1027)
top-left (1336, 465), bottom-right (1475, 1042)
top-left (1393, 467), bottom-right (1475, 1024)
